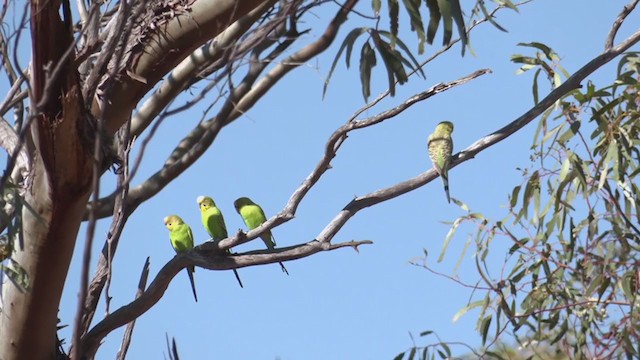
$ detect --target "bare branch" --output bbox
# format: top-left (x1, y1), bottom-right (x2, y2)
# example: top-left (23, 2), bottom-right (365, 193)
top-left (462, 28), bottom-right (640, 162)
top-left (82, 1), bottom-right (138, 101)
top-left (130, 0), bottom-right (277, 137)
top-left (0, 116), bottom-right (29, 177)
top-left (217, 69), bottom-right (492, 251)
top-left (80, 120), bottom-right (134, 337)
top-left (99, 0), bottom-right (272, 134)
top-left (75, 0), bottom-right (89, 24)
top-left (78, 25), bottom-right (640, 358)
top-left (212, 28), bottom-right (640, 259)
top-left (116, 257), bottom-right (150, 360)
top-left (227, 0), bottom-right (358, 121)
top-left (299, 28), bottom-right (640, 254)
top-left (0, 78), bottom-right (27, 116)
top-left (605, 0), bottom-right (639, 51)
top-left (80, 238), bottom-right (371, 358)
top-left (86, 0), bottom-right (359, 219)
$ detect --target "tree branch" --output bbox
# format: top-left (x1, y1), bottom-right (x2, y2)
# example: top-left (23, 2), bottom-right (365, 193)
top-left (79, 128), bottom-right (133, 337)
top-left (86, 0), bottom-right (359, 220)
top-left (129, 0), bottom-right (277, 138)
top-left (79, 66), bottom-right (490, 358)
top-left (605, 0), bottom-right (639, 51)
top-left (461, 28), bottom-right (640, 162)
top-left (80, 238), bottom-right (370, 358)
top-left (216, 69), bottom-right (492, 251)
top-left (116, 257), bottom-right (150, 360)
top-left (77, 25), bottom-right (640, 350)
top-left (99, 0), bottom-right (270, 134)
top-left (225, 0), bottom-right (358, 121)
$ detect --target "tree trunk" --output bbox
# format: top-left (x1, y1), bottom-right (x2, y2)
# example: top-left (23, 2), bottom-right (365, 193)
top-left (0, 1), bottom-right (270, 359)
top-left (0, 1), bottom-right (92, 359)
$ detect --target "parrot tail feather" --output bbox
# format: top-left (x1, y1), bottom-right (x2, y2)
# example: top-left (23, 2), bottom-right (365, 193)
top-left (279, 262), bottom-right (289, 275)
top-left (233, 269), bottom-right (244, 288)
top-left (442, 173), bottom-right (451, 203)
top-left (187, 267), bottom-right (198, 302)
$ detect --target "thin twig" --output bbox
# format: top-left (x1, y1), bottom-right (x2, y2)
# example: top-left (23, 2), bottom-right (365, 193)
top-left (85, 0), bottom-right (358, 220)
top-left (80, 238), bottom-right (371, 357)
top-left (605, 0), bottom-right (640, 51)
top-left (116, 257), bottom-right (150, 360)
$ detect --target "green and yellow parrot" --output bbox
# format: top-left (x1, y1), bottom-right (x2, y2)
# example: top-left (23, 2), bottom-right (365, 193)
top-left (233, 197), bottom-right (288, 275)
top-left (197, 195), bottom-right (244, 288)
top-left (428, 121), bottom-right (454, 203)
top-left (164, 215), bottom-right (198, 302)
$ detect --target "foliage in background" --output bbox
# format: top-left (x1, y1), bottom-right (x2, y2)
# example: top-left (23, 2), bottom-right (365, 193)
top-left (397, 47), bottom-right (640, 359)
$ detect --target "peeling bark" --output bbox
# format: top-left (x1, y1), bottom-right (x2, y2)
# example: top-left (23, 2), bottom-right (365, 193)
top-left (0, 2), bottom-right (277, 359)
top-left (0, 1), bottom-right (93, 359)
top-left (101, 0), bottom-right (266, 134)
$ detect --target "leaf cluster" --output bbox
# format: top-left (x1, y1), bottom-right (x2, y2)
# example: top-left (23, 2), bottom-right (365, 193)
top-left (440, 48), bottom-right (640, 359)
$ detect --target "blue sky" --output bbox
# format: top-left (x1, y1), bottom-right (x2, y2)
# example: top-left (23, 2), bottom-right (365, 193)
top-left (3, 1), bottom-right (638, 359)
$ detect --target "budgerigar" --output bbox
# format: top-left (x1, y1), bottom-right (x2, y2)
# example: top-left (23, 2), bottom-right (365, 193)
top-left (197, 195), bottom-right (244, 288)
top-left (428, 121), bottom-right (454, 203)
top-left (164, 215), bottom-right (198, 302)
top-left (233, 197), bottom-right (289, 275)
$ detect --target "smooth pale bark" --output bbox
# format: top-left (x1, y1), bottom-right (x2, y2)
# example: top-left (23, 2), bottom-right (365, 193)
top-left (0, 1), bottom-right (92, 359)
top-left (102, 0), bottom-right (267, 135)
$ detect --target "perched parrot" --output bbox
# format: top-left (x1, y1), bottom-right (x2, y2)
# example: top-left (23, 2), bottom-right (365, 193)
top-left (197, 195), bottom-right (244, 288)
top-left (233, 197), bottom-right (289, 275)
top-left (163, 215), bottom-right (198, 302)
top-left (428, 121), bottom-right (454, 203)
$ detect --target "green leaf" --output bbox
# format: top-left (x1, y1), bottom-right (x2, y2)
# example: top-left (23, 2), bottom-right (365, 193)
top-left (517, 171), bottom-right (540, 222)
top-left (484, 351), bottom-right (506, 360)
top-left (621, 271), bottom-right (636, 300)
top-left (532, 68), bottom-right (541, 104)
top-left (438, 217), bottom-right (462, 262)
top-left (345, 28), bottom-right (370, 68)
top-left (585, 274), bottom-right (603, 297)
top-left (550, 320), bottom-right (568, 345)
top-left (509, 185), bottom-right (521, 209)
top-left (425, 0), bottom-right (441, 45)
top-left (378, 31), bottom-right (425, 78)
top-left (499, 0), bottom-right (519, 12)
top-left (477, 1), bottom-right (508, 32)
top-left (359, 41), bottom-right (377, 101)
top-left (508, 237), bottom-right (529, 255)
top-left (597, 275), bottom-right (611, 301)
top-left (372, 33), bottom-right (407, 95)
top-left (401, 0), bottom-right (426, 54)
top-left (480, 315), bottom-right (492, 345)
top-left (439, 343), bottom-right (451, 357)
top-left (436, 0), bottom-right (453, 45)
top-left (517, 42), bottom-right (554, 61)
top-left (388, 0), bottom-right (399, 47)
top-left (323, 27), bottom-right (368, 98)
top-left (408, 347), bottom-right (416, 360)
top-left (598, 139), bottom-right (617, 190)
top-left (453, 235), bottom-right (471, 274)
top-left (541, 123), bottom-right (563, 144)
top-left (372, 0), bottom-right (382, 13)
top-left (559, 157), bottom-right (571, 182)
top-left (393, 352), bottom-right (405, 360)
top-left (452, 299), bottom-right (484, 322)
top-left (557, 120), bottom-right (581, 144)
top-left (446, 0), bottom-right (467, 55)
